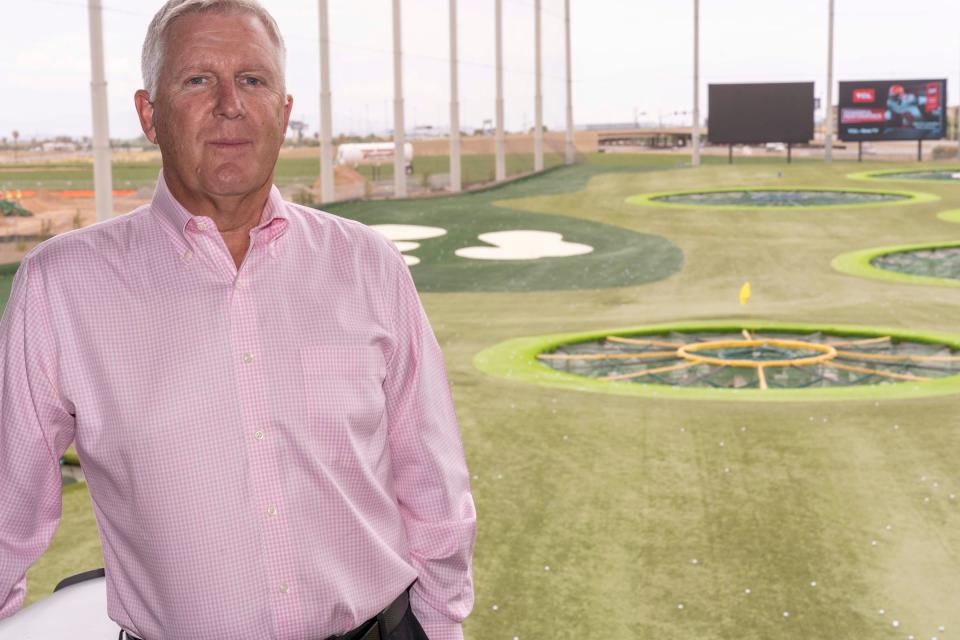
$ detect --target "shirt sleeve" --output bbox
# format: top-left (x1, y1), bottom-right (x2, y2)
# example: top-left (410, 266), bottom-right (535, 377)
top-left (0, 255), bottom-right (76, 619)
top-left (383, 258), bottom-right (476, 640)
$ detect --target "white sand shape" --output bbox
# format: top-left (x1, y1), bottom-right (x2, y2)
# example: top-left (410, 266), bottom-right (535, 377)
top-left (393, 241), bottom-right (421, 266)
top-left (455, 230), bottom-right (593, 261)
top-left (371, 224), bottom-right (447, 267)
top-left (371, 224), bottom-right (447, 241)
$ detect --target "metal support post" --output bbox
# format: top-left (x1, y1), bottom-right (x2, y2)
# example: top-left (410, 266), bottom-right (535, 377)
top-left (318, 0), bottom-right (335, 203)
top-left (88, 0), bottom-right (113, 222)
top-left (392, 0), bottom-right (406, 198)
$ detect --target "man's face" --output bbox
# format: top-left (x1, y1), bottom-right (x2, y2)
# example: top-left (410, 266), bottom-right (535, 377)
top-left (136, 10), bottom-right (292, 202)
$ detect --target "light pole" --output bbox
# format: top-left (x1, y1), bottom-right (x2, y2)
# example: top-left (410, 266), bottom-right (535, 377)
top-left (449, 0), bottom-right (461, 192)
top-left (691, 0), bottom-right (701, 166)
top-left (392, 0), bottom-right (406, 198)
top-left (533, 0), bottom-right (544, 172)
top-left (318, 0), bottom-right (335, 203)
top-left (824, 0), bottom-right (835, 163)
top-left (495, 0), bottom-right (506, 181)
top-left (88, 0), bottom-right (113, 222)
top-left (563, 0), bottom-right (574, 165)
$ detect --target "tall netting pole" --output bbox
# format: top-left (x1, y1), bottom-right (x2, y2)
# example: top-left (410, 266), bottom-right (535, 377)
top-left (691, 0), bottom-right (701, 167)
top-left (449, 0), bottom-right (462, 193)
top-left (563, 0), bottom-right (574, 165)
top-left (88, 0), bottom-right (113, 222)
top-left (533, 0), bottom-right (544, 172)
top-left (318, 0), bottom-right (335, 203)
top-left (392, 0), bottom-right (407, 198)
top-left (494, 0), bottom-right (506, 182)
top-left (824, 0), bottom-right (835, 163)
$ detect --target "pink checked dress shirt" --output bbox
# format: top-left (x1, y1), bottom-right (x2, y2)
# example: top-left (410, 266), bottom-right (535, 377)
top-left (0, 175), bottom-right (476, 640)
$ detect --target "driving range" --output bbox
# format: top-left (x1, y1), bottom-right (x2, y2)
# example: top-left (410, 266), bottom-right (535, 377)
top-left (6, 152), bottom-right (960, 639)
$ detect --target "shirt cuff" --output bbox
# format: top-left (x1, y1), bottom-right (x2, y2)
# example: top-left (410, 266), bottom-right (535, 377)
top-left (410, 594), bottom-right (465, 640)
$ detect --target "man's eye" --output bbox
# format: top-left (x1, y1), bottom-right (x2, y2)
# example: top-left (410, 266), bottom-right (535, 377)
top-left (241, 77), bottom-right (262, 86)
top-left (187, 77), bottom-right (205, 85)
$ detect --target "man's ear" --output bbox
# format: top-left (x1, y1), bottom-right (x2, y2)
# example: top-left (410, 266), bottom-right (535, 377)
top-left (135, 90), bottom-right (159, 144)
top-left (282, 94), bottom-right (293, 136)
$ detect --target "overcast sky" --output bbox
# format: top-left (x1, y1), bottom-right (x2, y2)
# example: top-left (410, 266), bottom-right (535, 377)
top-left (2, 0), bottom-right (959, 140)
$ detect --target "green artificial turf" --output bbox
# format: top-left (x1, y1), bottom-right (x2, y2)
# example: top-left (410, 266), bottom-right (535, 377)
top-left (832, 241), bottom-right (960, 289)
top-left (324, 164), bottom-right (684, 292)
top-left (938, 208), bottom-right (960, 224)
top-left (9, 155), bottom-right (960, 639)
top-left (0, 262), bottom-right (18, 307)
top-left (625, 186), bottom-right (938, 211)
top-left (848, 167), bottom-right (960, 184)
top-left (474, 320), bottom-right (960, 402)
top-left (0, 153), bottom-right (566, 192)
top-left (24, 483), bottom-right (103, 604)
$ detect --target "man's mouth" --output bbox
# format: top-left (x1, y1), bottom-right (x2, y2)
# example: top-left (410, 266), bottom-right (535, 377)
top-left (208, 139), bottom-right (252, 148)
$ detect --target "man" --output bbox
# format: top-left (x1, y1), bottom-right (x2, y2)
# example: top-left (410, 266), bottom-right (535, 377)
top-left (0, 1), bottom-right (476, 638)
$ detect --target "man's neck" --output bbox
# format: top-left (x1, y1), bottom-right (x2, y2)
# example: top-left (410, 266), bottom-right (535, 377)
top-left (163, 168), bottom-right (273, 269)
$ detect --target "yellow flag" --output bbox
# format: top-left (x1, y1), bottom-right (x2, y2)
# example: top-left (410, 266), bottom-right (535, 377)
top-left (739, 281), bottom-right (751, 305)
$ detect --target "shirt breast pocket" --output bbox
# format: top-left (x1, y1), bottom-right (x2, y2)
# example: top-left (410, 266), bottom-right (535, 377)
top-left (299, 344), bottom-right (387, 458)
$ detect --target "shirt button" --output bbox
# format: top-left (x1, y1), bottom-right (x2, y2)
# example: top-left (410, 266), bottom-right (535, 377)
top-left (279, 583), bottom-right (289, 594)
top-left (233, 279), bottom-right (243, 290)
top-left (254, 430), bottom-right (264, 441)
top-left (195, 220), bottom-right (207, 231)
top-left (181, 249), bottom-right (193, 261)
top-left (267, 505), bottom-right (277, 516)
top-left (242, 352), bottom-right (253, 363)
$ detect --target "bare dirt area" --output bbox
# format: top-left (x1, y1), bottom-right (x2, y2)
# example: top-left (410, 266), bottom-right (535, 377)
top-left (1, 190), bottom-right (152, 264)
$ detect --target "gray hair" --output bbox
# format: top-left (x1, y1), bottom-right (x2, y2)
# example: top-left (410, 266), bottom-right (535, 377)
top-left (141, 0), bottom-right (287, 98)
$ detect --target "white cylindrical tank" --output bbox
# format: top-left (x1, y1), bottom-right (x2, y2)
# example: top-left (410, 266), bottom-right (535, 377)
top-left (337, 142), bottom-right (413, 173)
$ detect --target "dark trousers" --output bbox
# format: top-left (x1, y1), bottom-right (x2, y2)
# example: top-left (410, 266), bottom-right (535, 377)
top-left (118, 603), bottom-right (429, 640)
top-left (384, 604), bottom-right (430, 640)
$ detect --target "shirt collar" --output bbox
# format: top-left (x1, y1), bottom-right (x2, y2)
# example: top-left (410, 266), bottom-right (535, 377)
top-left (150, 171), bottom-right (290, 247)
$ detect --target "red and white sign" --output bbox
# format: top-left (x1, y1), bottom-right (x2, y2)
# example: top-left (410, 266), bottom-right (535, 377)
top-left (851, 88), bottom-right (876, 103)
top-left (925, 82), bottom-right (940, 113)
top-left (840, 108), bottom-right (886, 124)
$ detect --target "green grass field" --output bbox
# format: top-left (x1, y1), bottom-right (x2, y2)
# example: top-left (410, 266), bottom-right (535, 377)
top-left (0, 152), bottom-right (565, 192)
top-left (8, 153), bottom-right (960, 639)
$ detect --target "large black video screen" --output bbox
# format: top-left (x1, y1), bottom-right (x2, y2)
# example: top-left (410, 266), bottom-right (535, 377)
top-left (707, 82), bottom-right (814, 144)
top-left (838, 79), bottom-right (947, 141)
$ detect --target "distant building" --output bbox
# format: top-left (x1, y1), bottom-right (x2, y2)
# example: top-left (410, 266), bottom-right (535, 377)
top-left (41, 141), bottom-right (79, 152)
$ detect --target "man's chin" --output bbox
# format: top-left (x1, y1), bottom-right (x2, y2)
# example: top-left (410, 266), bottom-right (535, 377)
top-left (200, 172), bottom-right (271, 199)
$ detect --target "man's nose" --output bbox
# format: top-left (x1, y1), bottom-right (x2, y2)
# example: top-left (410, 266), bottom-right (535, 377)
top-left (214, 80), bottom-right (244, 118)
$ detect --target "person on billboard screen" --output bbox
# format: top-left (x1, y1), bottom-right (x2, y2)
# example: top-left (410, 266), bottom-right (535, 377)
top-left (883, 81), bottom-right (944, 138)
top-left (885, 84), bottom-right (925, 128)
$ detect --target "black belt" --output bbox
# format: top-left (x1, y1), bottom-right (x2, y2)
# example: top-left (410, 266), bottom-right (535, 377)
top-left (327, 587), bottom-right (411, 640)
top-left (119, 586), bottom-right (411, 640)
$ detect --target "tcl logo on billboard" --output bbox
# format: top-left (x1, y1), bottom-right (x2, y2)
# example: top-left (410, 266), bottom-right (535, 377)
top-left (851, 88), bottom-right (875, 103)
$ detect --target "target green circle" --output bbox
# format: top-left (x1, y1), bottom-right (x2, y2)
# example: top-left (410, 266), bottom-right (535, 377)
top-left (474, 321), bottom-right (960, 402)
top-left (626, 186), bottom-right (938, 210)
top-left (848, 168), bottom-right (960, 184)
top-left (938, 209), bottom-right (960, 224)
top-left (832, 241), bottom-right (960, 288)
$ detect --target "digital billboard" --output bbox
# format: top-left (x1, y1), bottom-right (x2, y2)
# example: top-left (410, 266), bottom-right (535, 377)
top-left (838, 79), bottom-right (947, 141)
top-left (707, 82), bottom-right (815, 145)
